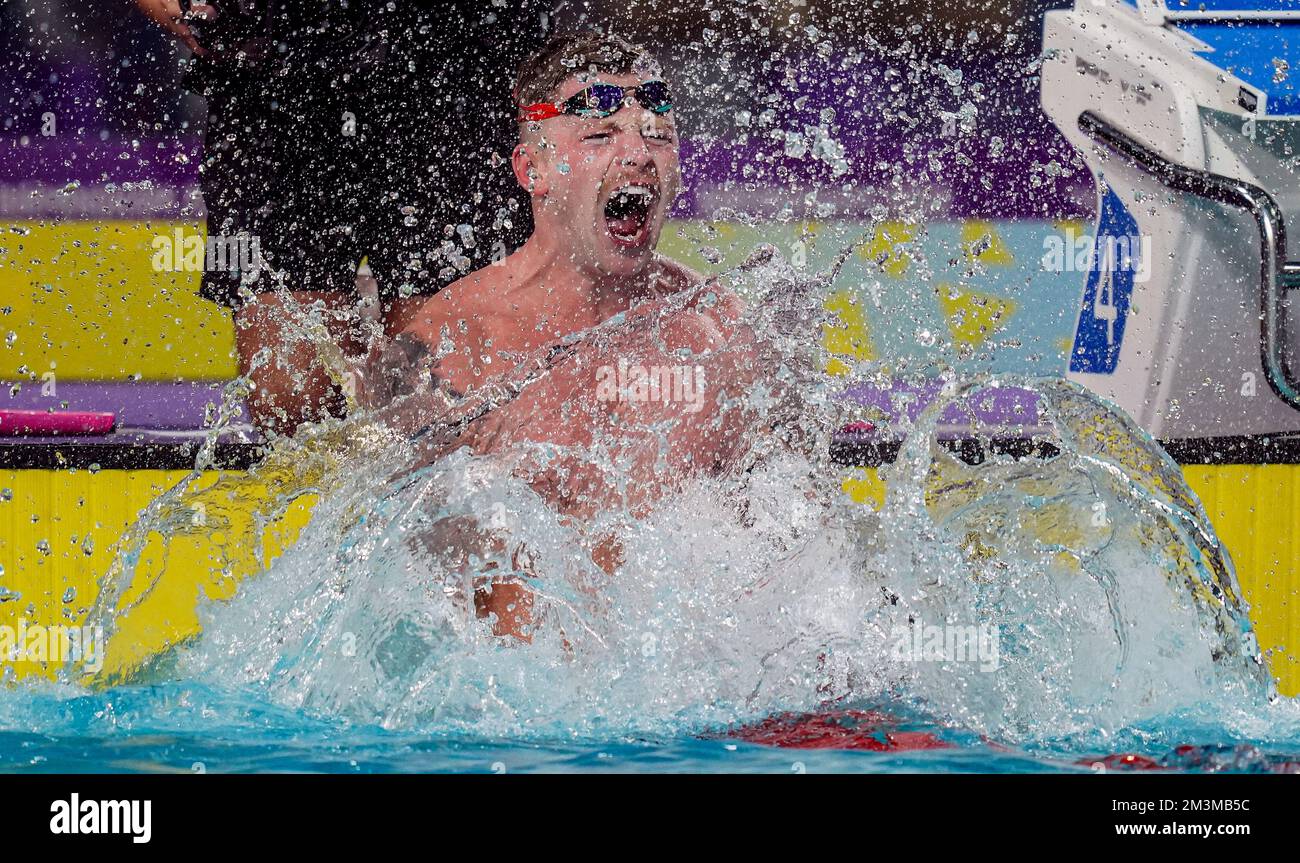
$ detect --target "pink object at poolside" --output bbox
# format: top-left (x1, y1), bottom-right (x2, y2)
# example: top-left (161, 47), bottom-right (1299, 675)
top-left (0, 409), bottom-right (115, 436)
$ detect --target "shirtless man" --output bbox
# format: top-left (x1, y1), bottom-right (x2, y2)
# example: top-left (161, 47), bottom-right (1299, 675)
top-left (367, 33), bottom-right (765, 637)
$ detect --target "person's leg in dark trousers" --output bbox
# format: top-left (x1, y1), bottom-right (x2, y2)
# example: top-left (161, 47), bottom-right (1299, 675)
top-left (197, 52), bottom-right (370, 437)
top-left (371, 5), bottom-right (546, 335)
top-left (197, 3), bottom-right (550, 434)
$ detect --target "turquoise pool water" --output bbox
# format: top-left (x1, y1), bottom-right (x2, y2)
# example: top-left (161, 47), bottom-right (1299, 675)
top-left (19, 255), bottom-right (1295, 775)
top-left (4, 683), bottom-right (1299, 773)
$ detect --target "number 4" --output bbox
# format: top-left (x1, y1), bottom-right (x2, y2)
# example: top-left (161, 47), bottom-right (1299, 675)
top-left (1092, 242), bottom-right (1118, 345)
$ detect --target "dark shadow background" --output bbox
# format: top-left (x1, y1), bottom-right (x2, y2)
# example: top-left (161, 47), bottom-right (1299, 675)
top-left (0, 0), bottom-right (1092, 220)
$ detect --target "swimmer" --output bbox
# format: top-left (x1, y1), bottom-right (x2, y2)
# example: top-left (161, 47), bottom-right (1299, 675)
top-left (360, 32), bottom-right (770, 639)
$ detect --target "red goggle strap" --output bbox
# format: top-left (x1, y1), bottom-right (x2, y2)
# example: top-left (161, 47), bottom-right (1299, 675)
top-left (519, 102), bottom-right (564, 122)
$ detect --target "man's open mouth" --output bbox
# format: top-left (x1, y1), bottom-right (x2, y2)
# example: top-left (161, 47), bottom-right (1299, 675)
top-left (603, 183), bottom-right (658, 246)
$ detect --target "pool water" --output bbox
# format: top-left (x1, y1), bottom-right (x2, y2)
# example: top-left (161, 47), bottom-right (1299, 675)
top-left (4, 682), bottom-right (1300, 773)
top-left (8, 251), bottom-right (1297, 774)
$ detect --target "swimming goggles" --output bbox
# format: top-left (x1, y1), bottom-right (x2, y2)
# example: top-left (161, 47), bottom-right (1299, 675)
top-left (519, 80), bottom-right (673, 122)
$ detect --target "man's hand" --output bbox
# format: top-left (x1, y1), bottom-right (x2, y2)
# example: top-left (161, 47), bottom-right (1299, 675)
top-left (133, 0), bottom-right (213, 55)
top-left (414, 513), bottom-right (536, 642)
top-left (353, 331), bottom-right (434, 410)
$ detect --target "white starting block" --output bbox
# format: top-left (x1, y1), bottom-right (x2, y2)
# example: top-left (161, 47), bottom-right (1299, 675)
top-left (1042, 0), bottom-right (1300, 441)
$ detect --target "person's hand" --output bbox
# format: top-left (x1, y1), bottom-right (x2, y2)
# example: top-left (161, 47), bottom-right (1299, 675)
top-left (133, 0), bottom-right (214, 56)
top-left (353, 331), bottom-right (435, 411)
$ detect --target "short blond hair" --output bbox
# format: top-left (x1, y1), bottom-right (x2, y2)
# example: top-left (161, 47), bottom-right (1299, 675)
top-left (514, 31), bottom-right (662, 110)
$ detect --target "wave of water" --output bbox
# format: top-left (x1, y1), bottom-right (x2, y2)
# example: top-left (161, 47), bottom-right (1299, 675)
top-left (5, 247), bottom-right (1295, 769)
top-left (166, 380), bottom-right (1274, 741)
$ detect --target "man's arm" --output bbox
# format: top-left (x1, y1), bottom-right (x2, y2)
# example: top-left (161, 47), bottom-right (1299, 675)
top-left (353, 330), bottom-right (437, 409)
top-left (133, 0), bottom-right (209, 54)
top-left (352, 296), bottom-right (508, 455)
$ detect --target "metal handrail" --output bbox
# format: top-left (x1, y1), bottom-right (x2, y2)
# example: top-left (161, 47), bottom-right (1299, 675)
top-left (1077, 110), bottom-right (1300, 412)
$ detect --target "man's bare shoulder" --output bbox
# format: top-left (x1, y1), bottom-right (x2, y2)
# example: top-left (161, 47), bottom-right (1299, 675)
top-left (401, 271), bottom-right (489, 338)
top-left (395, 266), bottom-right (522, 393)
top-left (651, 254), bottom-right (705, 294)
top-left (637, 259), bottom-right (751, 356)
top-left (651, 256), bottom-right (746, 328)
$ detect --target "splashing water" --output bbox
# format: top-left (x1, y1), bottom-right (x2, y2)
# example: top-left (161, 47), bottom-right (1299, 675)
top-left (8, 246), bottom-right (1299, 772)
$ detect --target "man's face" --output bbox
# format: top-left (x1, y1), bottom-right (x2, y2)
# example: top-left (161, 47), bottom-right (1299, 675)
top-left (521, 73), bottom-right (681, 280)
